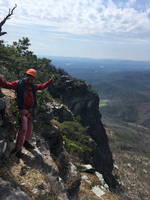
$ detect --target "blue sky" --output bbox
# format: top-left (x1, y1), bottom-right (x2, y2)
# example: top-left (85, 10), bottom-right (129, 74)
top-left (0, 0), bottom-right (150, 61)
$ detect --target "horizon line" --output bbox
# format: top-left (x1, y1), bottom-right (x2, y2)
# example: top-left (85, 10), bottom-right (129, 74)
top-left (38, 55), bottom-right (150, 63)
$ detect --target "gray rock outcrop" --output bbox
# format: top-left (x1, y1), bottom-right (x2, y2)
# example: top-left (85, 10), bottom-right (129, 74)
top-left (0, 178), bottom-right (29, 200)
top-left (49, 75), bottom-right (118, 188)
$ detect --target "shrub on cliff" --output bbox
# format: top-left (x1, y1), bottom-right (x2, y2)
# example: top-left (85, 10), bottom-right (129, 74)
top-left (59, 121), bottom-right (93, 162)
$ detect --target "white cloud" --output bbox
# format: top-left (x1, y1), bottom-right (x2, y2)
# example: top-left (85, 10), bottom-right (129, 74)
top-left (0, 0), bottom-right (150, 41)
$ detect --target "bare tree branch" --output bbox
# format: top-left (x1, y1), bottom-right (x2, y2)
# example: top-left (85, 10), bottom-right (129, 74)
top-left (0, 4), bottom-right (17, 36)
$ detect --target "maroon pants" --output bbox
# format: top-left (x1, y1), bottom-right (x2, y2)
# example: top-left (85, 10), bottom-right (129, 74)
top-left (16, 109), bottom-right (33, 150)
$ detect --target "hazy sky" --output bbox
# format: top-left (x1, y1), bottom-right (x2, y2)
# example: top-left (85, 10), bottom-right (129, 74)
top-left (0, 0), bottom-right (150, 61)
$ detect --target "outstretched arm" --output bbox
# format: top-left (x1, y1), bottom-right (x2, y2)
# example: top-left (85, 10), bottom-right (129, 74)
top-left (36, 79), bottom-right (54, 90)
top-left (0, 78), bottom-right (18, 90)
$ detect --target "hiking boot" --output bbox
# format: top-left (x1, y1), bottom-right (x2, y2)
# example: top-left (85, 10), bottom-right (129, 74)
top-left (16, 150), bottom-right (25, 159)
top-left (23, 141), bottom-right (35, 150)
top-left (10, 148), bottom-right (24, 159)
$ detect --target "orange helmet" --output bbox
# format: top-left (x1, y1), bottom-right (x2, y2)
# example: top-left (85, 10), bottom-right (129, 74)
top-left (25, 68), bottom-right (37, 78)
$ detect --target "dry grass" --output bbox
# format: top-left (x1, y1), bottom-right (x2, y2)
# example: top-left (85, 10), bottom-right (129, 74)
top-left (102, 192), bottom-right (124, 200)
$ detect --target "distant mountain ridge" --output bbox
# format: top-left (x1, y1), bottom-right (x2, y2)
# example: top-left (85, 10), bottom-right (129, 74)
top-left (41, 56), bottom-right (150, 70)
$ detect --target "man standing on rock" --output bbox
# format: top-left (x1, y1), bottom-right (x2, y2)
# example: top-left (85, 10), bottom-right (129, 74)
top-left (0, 68), bottom-right (54, 158)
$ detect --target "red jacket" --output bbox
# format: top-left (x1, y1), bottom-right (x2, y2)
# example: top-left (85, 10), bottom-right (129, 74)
top-left (0, 79), bottom-right (53, 109)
